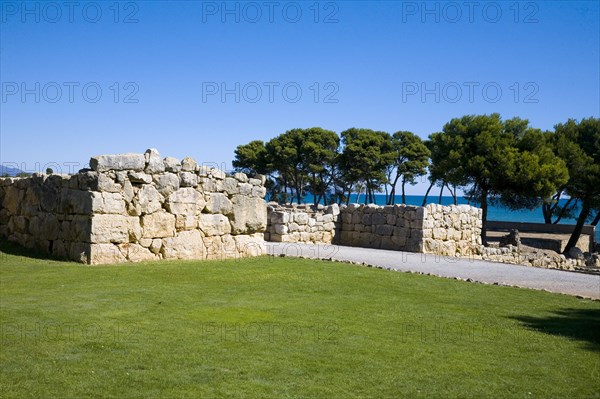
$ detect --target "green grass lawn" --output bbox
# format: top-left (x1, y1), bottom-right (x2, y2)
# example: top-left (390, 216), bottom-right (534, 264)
top-left (0, 241), bottom-right (599, 398)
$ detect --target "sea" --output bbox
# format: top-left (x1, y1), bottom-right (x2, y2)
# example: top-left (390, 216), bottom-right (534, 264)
top-left (300, 194), bottom-right (599, 242)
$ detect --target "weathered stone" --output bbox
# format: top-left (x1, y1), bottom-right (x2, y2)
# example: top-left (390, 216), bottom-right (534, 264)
top-left (118, 242), bottom-right (159, 262)
top-left (141, 212), bottom-right (176, 238)
top-left (166, 188), bottom-right (204, 215)
top-left (205, 193), bottom-right (233, 215)
top-left (199, 214), bottom-right (231, 236)
top-left (222, 178), bottom-right (239, 195)
top-left (567, 246), bottom-right (585, 260)
top-left (230, 195), bottom-right (267, 234)
top-left (60, 189), bottom-right (93, 214)
top-left (181, 157), bottom-right (197, 172)
top-left (210, 168), bottom-right (226, 180)
top-left (144, 148), bottom-right (165, 174)
top-left (234, 172), bottom-right (248, 183)
top-left (179, 172), bottom-right (198, 188)
top-left (90, 214), bottom-right (141, 243)
top-left (161, 230), bottom-right (204, 259)
top-left (137, 185), bottom-right (163, 214)
top-left (91, 192), bottom-right (126, 214)
top-left (153, 173), bottom-right (180, 196)
top-left (163, 157), bottom-right (181, 173)
top-left (90, 153), bottom-right (145, 172)
top-left (89, 243), bottom-right (127, 264)
top-left (128, 171), bottom-right (153, 184)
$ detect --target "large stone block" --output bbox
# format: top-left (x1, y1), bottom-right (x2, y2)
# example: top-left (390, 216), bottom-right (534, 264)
top-left (153, 173), bottom-right (180, 196)
top-left (91, 214), bottom-right (141, 243)
top-left (89, 243), bottom-right (127, 264)
top-left (166, 188), bottom-right (204, 215)
top-left (60, 189), bottom-right (93, 214)
top-left (144, 148), bottom-right (165, 174)
top-left (2, 186), bottom-right (23, 214)
top-left (90, 153), bottom-right (146, 172)
top-left (137, 185), bottom-right (163, 214)
top-left (141, 212), bottom-right (176, 238)
top-left (118, 242), bottom-right (160, 262)
top-left (230, 195), bottom-right (267, 234)
top-left (205, 193), bottom-right (233, 215)
top-left (234, 233), bottom-right (265, 256)
top-left (199, 214), bottom-right (232, 236)
top-left (91, 192), bottom-right (126, 214)
top-left (161, 230), bottom-right (205, 259)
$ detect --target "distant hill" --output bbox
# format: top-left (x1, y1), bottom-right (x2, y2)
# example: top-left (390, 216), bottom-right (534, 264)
top-left (0, 165), bottom-right (26, 176)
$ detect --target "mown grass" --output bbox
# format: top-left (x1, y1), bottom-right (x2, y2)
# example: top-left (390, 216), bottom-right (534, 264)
top-left (0, 241), bottom-right (599, 398)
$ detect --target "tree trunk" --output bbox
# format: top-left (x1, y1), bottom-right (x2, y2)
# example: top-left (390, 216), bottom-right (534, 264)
top-left (553, 197), bottom-right (575, 224)
top-left (564, 199), bottom-right (591, 254)
top-left (451, 184), bottom-right (457, 205)
top-left (422, 181), bottom-right (434, 206)
top-left (438, 183), bottom-right (445, 204)
top-left (592, 211), bottom-right (600, 226)
top-left (401, 179), bottom-right (407, 204)
top-left (480, 190), bottom-right (489, 246)
top-left (542, 202), bottom-right (552, 224)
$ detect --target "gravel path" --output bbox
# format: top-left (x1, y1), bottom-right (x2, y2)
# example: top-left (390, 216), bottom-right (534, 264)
top-left (267, 243), bottom-right (600, 300)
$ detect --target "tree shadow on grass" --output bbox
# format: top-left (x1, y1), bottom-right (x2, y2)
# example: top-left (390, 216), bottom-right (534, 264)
top-left (510, 308), bottom-right (600, 352)
top-left (0, 239), bottom-right (64, 264)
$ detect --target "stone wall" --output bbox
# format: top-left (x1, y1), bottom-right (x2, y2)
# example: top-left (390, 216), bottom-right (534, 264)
top-left (338, 203), bottom-right (482, 255)
top-left (0, 149), bottom-right (267, 264)
top-left (266, 203), bottom-right (340, 243)
top-left (266, 202), bottom-right (482, 255)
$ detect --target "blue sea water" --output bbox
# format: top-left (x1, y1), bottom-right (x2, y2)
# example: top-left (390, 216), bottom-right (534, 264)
top-left (302, 194), bottom-right (599, 241)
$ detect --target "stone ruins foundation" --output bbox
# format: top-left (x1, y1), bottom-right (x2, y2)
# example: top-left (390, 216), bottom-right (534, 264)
top-left (0, 149), bottom-right (596, 270)
top-left (0, 149), bottom-right (267, 264)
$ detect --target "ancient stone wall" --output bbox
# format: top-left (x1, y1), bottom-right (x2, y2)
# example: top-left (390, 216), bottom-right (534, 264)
top-left (266, 203), bottom-right (482, 255)
top-left (266, 203), bottom-right (340, 243)
top-left (0, 149), bottom-right (267, 264)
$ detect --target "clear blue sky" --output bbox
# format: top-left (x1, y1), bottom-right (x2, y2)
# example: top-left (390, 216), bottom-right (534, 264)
top-left (1, 0), bottom-right (598, 194)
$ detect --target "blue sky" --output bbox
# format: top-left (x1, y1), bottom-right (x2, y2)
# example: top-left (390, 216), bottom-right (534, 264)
top-left (1, 0), bottom-right (598, 194)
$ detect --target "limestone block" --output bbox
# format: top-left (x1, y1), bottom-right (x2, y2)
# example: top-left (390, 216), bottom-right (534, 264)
top-left (179, 172), bottom-right (198, 188)
top-left (288, 222), bottom-right (300, 232)
top-left (89, 243), bottom-right (127, 264)
top-left (234, 233), bottom-right (266, 256)
top-left (40, 214), bottom-right (60, 240)
top-left (230, 195), bottom-right (267, 234)
top-left (380, 236), bottom-right (396, 250)
top-left (295, 213), bottom-right (309, 225)
top-left (137, 185), bottom-right (163, 214)
top-left (199, 214), bottom-right (232, 236)
top-left (210, 168), bottom-right (226, 180)
top-left (326, 204), bottom-right (340, 216)
top-left (60, 189), bottom-right (93, 214)
top-left (97, 174), bottom-right (122, 193)
top-left (322, 214), bottom-right (334, 223)
top-left (52, 239), bottom-right (68, 259)
top-left (432, 227), bottom-right (447, 240)
top-left (375, 224), bottom-right (394, 236)
top-left (153, 173), bottom-right (180, 196)
top-left (128, 171), bottom-right (153, 184)
top-left (161, 230), bottom-right (205, 259)
top-left (274, 224), bottom-right (288, 235)
top-left (248, 178), bottom-right (261, 186)
top-left (141, 212), bottom-right (176, 238)
top-left (181, 157), bottom-right (198, 172)
top-left (145, 148), bottom-right (165, 174)
top-left (123, 181), bottom-right (134, 202)
top-left (205, 193), bottom-right (233, 215)
top-left (371, 213), bottom-right (386, 225)
top-left (175, 215), bottom-right (198, 231)
top-left (271, 211), bottom-right (289, 224)
top-left (222, 178), bottom-right (239, 195)
top-left (165, 187), bottom-right (206, 216)
top-left (362, 214), bottom-right (372, 226)
top-left (199, 177), bottom-right (217, 192)
top-left (164, 157), bottom-right (181, 173)
top-left (150, 238), bottom-right (162, 254)
top-left (2, 186), bottom-right (23, 214)
top-left (118, 242), bottom-right (160, 262)
top-left (239, 183), bottom-right (252, 196)
top-left (91, 192), bottom-right (126, 214)
top-left (251, 186), bottom-right (266, 198)
top-left (91, 214), bottom-right (141, 243)
top-left (323, 222), bottom-right (336, 231)
top-left (90, 153), bottom-right (145, 172)
top-left (234, 172), bottom-right (248, 183)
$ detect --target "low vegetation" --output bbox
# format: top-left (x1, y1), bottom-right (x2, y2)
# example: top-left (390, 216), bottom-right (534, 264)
top-left (1, 241), bottom-right (598, 398)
